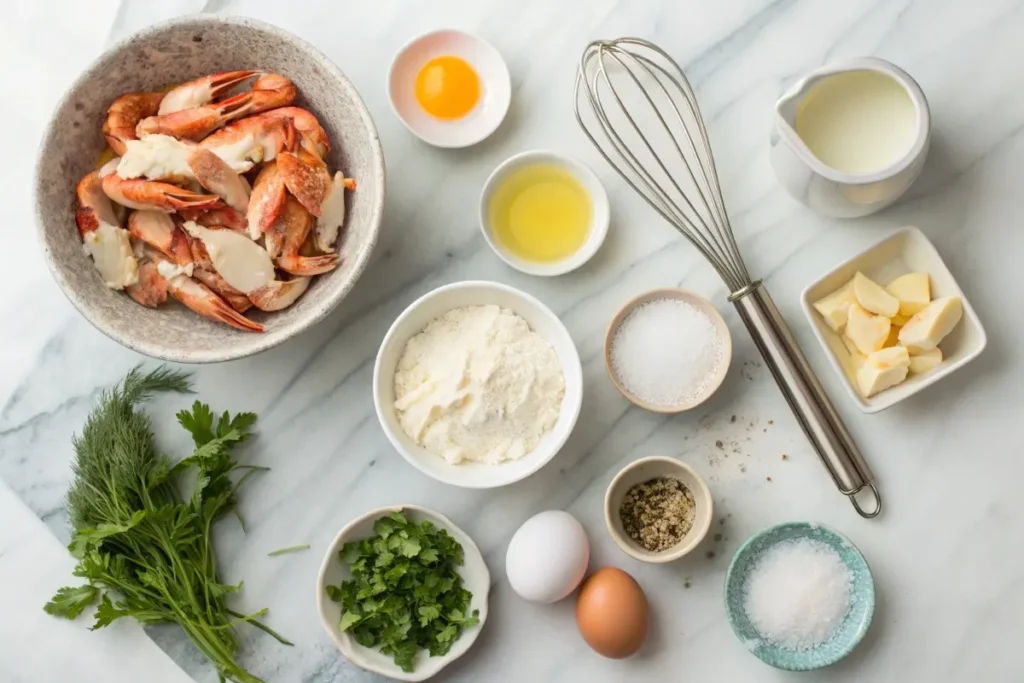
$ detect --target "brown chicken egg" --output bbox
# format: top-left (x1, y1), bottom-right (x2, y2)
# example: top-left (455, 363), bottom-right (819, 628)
top-left (575, 566), bottom-right (649, 658)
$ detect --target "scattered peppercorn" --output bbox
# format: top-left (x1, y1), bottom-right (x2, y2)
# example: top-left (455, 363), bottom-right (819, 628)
top-left (619, 477), bottom-right (696, 552)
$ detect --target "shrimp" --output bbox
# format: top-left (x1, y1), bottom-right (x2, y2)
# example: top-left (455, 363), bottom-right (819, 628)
top-left (271, 195), bottom-right (339, 276)
top-left (168, 274), bottom-right (264, 332)
top-left (247, 160), bottom-right (286, 242)
top-left (102, 173), bottom-right (222, 213)
top-left (103, 92), bottom-right (164, 156)
top-left (158, 70), bottom-right (260, 115)
top-left (249, 277), bottom-right (310, 312)
top-left (136, 92), bottom-right (256, 141)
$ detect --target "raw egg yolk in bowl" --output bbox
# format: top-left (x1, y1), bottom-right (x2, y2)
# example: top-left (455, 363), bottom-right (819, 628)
top-left (415, 56), bottom-right (480, 120)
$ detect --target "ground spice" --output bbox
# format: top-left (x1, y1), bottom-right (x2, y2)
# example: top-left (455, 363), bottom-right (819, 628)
top-left (619, 477), bottom-right (695, 552)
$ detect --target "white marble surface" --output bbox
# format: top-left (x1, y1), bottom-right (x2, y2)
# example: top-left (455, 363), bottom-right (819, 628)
top-left (2, 0), bottom-right (1023, 681)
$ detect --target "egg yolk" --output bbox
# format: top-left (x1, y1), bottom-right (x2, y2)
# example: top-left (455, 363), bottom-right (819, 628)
top-left (415, 56), bottom-right (480, 120)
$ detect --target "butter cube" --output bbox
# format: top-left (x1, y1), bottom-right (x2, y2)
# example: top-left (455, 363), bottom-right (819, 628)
top-left (853, 272), bottom-right (900, 318)
top-left (857, 347), bottom-right (911, 398)
top-left (898, 296), bottom-right (963, 354)
top-left (813, 279), bottom-right (857, 333)
top-left (845, 303), bottom-right (891, 356)
top-left (886, 272), bottom-right (931, 317)
top-left (909, 347), bottom-right (943, 374)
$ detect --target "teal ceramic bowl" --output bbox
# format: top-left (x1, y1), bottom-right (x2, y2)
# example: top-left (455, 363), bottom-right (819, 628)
top-left (724, 522), bottom-right (875, 670)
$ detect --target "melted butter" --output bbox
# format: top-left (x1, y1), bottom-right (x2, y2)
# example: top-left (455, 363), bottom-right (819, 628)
top-left (183, 221), bottom-right (274, 294)
top-left (83, 223), bottom-right (139, 289)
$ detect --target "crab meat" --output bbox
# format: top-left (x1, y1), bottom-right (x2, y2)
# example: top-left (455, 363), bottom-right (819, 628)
top-left (75, 171), bottom-right (138, 289)
top-left (158, 70), bottom-right (260, 115)
top-left (249, 277), bottom-right (310, 312)
top-left (182, 221), bottom-right (274, 294)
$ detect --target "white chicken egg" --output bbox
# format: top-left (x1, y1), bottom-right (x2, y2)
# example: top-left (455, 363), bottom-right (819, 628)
top-left (505, 510), bottom-right (590, 604)
top-left (388, 29), bottom-right (511, 148)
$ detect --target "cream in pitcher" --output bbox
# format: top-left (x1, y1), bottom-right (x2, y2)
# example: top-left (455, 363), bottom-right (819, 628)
top-left (770, 58), bottom-right (930, 218)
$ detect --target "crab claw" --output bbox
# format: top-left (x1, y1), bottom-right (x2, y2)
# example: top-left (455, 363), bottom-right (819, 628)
top-left (187, 147), bottom-right (250, 212)
top-left (103, 92), bottom-right (165, 156)
top-left (76, 171), bottom-right (121, 237)
top-left (102, 174), bottom-right (222, 213)
top-left (276, 148), bottom-right (332, 217)
top-left (126, 260), bottom-right (169, 308)
top-left (192, 267), bottom-right (253, 313)
top-left (127, 211), bottom-right (193, 267)
top-left (167, 274), bottom-right (264, 332)
top-left (137, 92), bottom-right (255, 141)
top-left (248, 73), bottom-right (298, 112)
top-left (272, 195), bottom-right (339, 276)
top-left (247, 160), bottom-right (287, 242)
top-left (261, 107), bottom-right (329, 158)
top-left (158, 70), bottom-right (261, 115)
top-left (249, 277), bottom-right (310, 312)
top-left (178, 205), bottom-right (249, 232)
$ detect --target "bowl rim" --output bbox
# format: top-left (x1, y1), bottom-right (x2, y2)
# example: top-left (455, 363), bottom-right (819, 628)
top-left (723, 521), bottom-right (876, 670)
top-left (372, 279), bottom-right (583, 488)
top-left (478, 149), bottom-right (610, 276)
top-left (604, 287), bottom-right (733, 413)
top-left (603, 455), bottom-right (714, 563)
top-left (315, 504), bottom-right (490, 681)
top-left (34, 14), bottom-right (386, 363)
top-left (387, 28), bottom-right (511, 149)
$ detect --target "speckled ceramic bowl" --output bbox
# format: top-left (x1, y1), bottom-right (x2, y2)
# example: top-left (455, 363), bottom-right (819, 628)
top-left (724, 522), bottom-right (875, 670)
top-left (35, 15), bottom-right (385, 363)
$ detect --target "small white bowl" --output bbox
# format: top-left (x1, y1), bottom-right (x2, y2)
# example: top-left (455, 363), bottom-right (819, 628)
top-left (373, 280), bottom-right (583, 488)
top-left (800, 225), bottom-right (987, 413)
top-left (316, 505), bottom-right (490, 681)
top-left (388, 29), bottom-right (510, 148)
top-left (604, 288), bottom-right (732, 413)
top-left (604, 456), bottom-right (714, 563)
top-left (479, 150), bottom-right (610, 276)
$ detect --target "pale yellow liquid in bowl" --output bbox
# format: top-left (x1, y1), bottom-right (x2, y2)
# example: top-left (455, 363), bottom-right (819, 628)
top-left (489, 164), bottom-right (592, 263)
top-left (795, 70), bottom-right (917, 175)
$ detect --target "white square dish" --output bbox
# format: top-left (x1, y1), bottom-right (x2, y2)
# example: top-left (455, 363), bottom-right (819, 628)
top-left (800, 226), bottom-right (987, 413)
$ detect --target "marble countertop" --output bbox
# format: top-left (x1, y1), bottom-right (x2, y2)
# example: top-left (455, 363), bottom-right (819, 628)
top-left (3, 0), bottom-right (1023, 681)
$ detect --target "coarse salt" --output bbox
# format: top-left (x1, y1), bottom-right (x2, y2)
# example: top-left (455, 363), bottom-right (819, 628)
top-left (609, 298), bottom-right (724, 407)
top-left (743, 538), bottom-right (853, 651)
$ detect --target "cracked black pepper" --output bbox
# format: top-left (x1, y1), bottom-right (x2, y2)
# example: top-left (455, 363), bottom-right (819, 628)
top-left (619, 477), bottom-right (696, 552)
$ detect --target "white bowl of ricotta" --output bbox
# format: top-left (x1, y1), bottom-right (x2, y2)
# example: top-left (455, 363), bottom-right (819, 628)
top-left (373, 280), bottom-right (583, 488)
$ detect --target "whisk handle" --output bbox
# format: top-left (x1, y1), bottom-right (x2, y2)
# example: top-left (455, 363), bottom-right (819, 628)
top-left (729, 281), bottom-right (881, 518)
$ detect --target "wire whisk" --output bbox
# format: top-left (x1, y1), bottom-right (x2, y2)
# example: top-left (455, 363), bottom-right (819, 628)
top-left (576, 38), bottom-right (881, 518)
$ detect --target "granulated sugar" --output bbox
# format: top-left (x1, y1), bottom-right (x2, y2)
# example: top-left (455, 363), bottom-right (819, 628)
top-left (610, 298), bottom-right (724, 407)
top-left (743, 538), bottom-right (852, 651)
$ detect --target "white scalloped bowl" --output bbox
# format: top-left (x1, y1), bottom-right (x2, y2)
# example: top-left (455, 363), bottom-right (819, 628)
top-left (316, 505), bottom-right (490, 681)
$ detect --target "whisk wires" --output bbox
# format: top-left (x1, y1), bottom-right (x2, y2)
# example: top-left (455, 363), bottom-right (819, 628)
top-left (575, 38), bottom-right (751, 291)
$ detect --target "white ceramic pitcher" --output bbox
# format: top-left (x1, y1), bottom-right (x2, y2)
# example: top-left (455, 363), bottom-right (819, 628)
top-left (770, 57), bottom-right (930, 219)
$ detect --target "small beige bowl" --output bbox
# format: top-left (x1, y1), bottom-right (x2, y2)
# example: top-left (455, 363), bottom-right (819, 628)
top-left (604, 288), bottom-right (732, 413)
top-left (605, 456), bottom-right (713, 563)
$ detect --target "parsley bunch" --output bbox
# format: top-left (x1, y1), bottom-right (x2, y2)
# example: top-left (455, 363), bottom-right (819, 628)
top-left (326, 510), bottom-right (480, 672)
top-left (43, 367), bottom-right (290, 683)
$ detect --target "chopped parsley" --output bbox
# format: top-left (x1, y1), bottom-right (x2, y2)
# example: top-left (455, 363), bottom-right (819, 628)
top-left (325, 510), bottom-right (479, 672)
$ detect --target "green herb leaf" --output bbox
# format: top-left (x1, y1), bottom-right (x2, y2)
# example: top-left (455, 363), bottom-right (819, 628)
top-left (267, 544), bottom-right (310, 557)
top-left (44, 585), bottom-right (99, 619)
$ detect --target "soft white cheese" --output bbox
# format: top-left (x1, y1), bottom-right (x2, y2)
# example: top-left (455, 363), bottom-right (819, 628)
top-left (117, 134), bottom-right (194, 181)
top-left (315, 172), bottom-right (347, 252)
top-left (182, 221), bottom-right (274, 294)
top-left (156, 261), bottom-right (195, 280)
top-left (158, 82), bottom-right (214, 115)
top-left (83, 222), bottom-right (139, 289)
top-left (393, 305), bottom-right (565, 465)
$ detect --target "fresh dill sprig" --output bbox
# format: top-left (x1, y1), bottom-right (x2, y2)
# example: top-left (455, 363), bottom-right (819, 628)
top-left (45, 366), bottom-right (289, 683)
